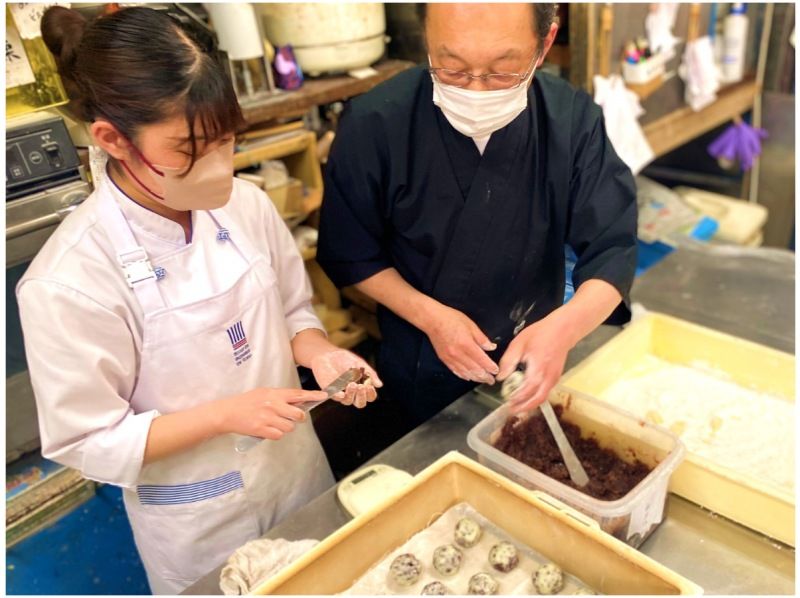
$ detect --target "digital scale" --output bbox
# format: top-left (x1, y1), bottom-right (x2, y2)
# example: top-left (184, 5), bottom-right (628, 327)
top-left (336, 464), bottom-right (414, 518)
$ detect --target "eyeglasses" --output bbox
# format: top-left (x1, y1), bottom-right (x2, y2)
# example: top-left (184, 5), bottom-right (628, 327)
top-left (428, 54), bottom-right (539, 90)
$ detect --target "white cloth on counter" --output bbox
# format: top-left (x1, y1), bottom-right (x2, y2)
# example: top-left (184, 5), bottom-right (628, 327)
top-left (680, 36), bottom-right (721, 112)
top-left (219, 538), bottom-right (319, 595)
top-left (592, 74), bottom-right (655, 175)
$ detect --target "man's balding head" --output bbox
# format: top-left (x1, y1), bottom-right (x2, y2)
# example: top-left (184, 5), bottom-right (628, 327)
top-left (418, 3), bottom-right (558, 48)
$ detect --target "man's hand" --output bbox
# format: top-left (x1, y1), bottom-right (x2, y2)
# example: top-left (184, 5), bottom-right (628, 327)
top-left (423, 303), bottom-right (499, 384)
top-left (496, 314), bottom-right (572, 414)
top-left (496, 280), bottom-right (624, 414)
top-left (354, 268), bottom-right (498, 383)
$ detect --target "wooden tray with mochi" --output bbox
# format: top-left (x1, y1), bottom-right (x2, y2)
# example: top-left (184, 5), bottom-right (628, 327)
top-left (342, 502), bottom-right (595, 595)
top-left (252, 453), bottom-right (701, 595)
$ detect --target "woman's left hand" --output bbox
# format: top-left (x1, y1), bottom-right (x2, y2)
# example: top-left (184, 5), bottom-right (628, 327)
top-left (310, 350), bottom-right (383, 408)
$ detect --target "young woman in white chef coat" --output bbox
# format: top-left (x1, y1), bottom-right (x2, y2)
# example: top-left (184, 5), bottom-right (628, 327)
top-left (17, 6), bottom-right (381, 594)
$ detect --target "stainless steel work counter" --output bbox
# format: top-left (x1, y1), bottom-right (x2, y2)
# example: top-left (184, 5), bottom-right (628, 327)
top-left (185, 245), bottom-right (795, 595)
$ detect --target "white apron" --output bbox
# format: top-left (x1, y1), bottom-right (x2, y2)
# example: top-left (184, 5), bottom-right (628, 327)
top-left (96, 182), bottom-right (334, 594)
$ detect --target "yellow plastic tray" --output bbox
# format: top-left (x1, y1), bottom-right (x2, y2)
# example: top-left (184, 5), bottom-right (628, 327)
top-left (254, 452), bottom-right (701, 595)
top-left (562, 313), bottom-right (795, 546)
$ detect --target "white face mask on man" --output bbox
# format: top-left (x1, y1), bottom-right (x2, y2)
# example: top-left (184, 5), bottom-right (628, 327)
top-left (430, 55), bottom-right (538, 139)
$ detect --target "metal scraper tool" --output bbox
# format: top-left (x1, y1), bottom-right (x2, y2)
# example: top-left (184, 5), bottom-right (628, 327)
top-left (501, 370), bottom-right (590, 487)
top-left (300, 367), bottom-right (366, 412)
top-left (235, 367), bottom-right (366, 453)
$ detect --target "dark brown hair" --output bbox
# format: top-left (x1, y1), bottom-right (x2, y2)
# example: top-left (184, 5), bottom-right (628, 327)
top-left (417, 3), bottom-right (558, 47)
top-left (41, 5), bottom-right (244, 169)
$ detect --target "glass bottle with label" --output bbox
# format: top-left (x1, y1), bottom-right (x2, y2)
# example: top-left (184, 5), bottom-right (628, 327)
top-left (6, 3), bottom-right (69, 119)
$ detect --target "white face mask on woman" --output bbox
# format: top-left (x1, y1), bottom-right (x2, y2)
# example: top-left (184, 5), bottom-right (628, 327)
top-left (430, 56), bottom-right (538, 139)
top-left (121, 140), bottom-right (235, 211)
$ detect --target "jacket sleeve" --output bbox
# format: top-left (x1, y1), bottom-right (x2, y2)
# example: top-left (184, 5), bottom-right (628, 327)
top-left (566, 99), bottom-right (638, 324)
top-left (316, 104), bottom-right (392, 288)
top-left (17, 279), bottom-right (158, 488)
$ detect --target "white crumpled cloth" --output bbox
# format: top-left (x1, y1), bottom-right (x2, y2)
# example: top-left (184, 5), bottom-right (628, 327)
top-left (680, 36), bottom-right (721, 112)
top-left (646, 3), bottom-right (680, 58)
top-left (593, 74), bottom-right (655, 175)
top-left (219, 538), bottom-right (319, 595)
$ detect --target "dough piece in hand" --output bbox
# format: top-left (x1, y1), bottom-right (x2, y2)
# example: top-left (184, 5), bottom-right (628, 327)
top-left (468, 572), bottom-right (500, 595)
top-left (488, 541), bottom-right (519, 573)
top-left (533, 563), bottom-right (565, 595)
top-left (390, 553), bottom-right (422, 587)
top-left (421, 581), bottom-right (449, 595)
top-left (432, 544), bottom-right (463, 576)
top-left (501, 370), bottom-right (526, 399)
top-left (454, 517), bottom-right (483, 548)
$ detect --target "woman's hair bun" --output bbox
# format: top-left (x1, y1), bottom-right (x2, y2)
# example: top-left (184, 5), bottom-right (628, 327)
top-left (37, 5), bottom-right (244, 147)
top-left (41, 6), bottom-right (87, 79)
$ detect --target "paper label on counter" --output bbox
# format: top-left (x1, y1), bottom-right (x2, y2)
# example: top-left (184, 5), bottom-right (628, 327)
top-left (626, 478), bottom-right (667, 543)
top-left (6, 21), bottom-right (35, 88)
top-left (9, 3), bottom-right (71, 40)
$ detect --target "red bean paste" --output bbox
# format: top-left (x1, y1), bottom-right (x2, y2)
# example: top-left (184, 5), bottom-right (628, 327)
top-left (492, 405), bottom-right (652, 500)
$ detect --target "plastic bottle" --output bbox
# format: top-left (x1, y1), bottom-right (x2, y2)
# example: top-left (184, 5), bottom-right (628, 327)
top-left (721, 3), bottom-right (749, 84)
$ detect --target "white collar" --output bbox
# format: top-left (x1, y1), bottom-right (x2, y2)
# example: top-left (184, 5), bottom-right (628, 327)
top-left (103, 167), bottom-right (189, 247)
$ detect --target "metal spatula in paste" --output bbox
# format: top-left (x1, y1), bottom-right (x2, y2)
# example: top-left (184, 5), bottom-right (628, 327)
top-left (502, 370), bottom-right (590, 487)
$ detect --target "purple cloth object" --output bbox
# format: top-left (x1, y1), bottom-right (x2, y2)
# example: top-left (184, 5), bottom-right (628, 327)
top-left (708, 121), bottom-right (768, 171)
top-left (273, 45), bottom-right (304, 91)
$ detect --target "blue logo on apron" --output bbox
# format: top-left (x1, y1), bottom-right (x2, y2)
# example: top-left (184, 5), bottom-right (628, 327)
top-left (225, 321), bottom-right (252, 366)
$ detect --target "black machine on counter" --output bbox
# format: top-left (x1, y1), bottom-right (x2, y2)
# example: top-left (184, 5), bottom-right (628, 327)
top-left (6, 113), bottom-right (90, 264)
top-left (6, 112), bottom-right (93, 461)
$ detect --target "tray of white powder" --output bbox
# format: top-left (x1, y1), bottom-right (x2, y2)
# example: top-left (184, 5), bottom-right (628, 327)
top-left (562, 312), bottom-right (795, 546)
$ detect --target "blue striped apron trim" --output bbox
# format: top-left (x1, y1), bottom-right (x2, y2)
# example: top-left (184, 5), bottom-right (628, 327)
top-left (137, 471), bottom-right (244, 506)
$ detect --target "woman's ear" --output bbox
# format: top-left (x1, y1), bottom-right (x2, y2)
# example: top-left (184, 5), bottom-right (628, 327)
top-left (90, 120), bottom-right (134, 161)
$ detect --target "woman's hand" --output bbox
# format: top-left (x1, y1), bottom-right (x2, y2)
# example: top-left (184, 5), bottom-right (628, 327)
top-left (310, 349), bottom-right (382, 408)
top-left (217, 388), bottom-right (327, 440)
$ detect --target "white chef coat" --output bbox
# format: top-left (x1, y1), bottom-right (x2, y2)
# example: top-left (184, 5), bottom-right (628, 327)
top-left (17, 173), bottom-right (334, 592)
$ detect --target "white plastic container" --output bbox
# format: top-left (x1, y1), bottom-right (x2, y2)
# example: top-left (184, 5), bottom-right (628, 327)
top-left (673, 186), bottom-right (767, 246)
top-left (467, 386), bottom-right (685, 547)
top-left (622, 51), bottom-right (670, 85)
top-left (721, 3), bottom-right (749, 83)
top-left (258, 4), bottom-right (386, 76)
top-left (205, 3), bottom-right (264, 60)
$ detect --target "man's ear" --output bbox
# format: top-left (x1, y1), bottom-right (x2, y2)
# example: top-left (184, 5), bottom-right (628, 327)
top-left (536, 23), bottom-right (559, 67)
top-left (90, 120), bottom-right (134, 162)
